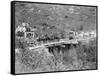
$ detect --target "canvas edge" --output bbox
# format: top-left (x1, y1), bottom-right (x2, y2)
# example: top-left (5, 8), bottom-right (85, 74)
top-left (11, 1), bottom-right (15, 75)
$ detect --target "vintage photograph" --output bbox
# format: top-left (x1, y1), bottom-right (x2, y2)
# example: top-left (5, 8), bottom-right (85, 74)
top-left (13, 1), bottom-right (97, 74)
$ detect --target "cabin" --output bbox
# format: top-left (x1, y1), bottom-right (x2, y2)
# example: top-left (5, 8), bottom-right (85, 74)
top-left (68, 31), bottom-right (77, 40)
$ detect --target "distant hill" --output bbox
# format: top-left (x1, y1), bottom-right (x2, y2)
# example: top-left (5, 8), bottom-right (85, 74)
top-left (15, 2), bottom-right (97, 37)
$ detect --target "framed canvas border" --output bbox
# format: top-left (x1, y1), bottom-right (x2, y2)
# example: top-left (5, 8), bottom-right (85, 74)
top-left (11, 1), bottom-right (15, 75)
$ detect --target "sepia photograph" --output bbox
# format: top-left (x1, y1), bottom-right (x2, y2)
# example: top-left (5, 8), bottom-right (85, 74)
top-left (11, 1), bottom-right (98, 74)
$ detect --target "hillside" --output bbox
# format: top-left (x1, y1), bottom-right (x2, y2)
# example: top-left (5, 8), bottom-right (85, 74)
top-left (14, 2), bottom-right (97, 73)
top-left (15, 2), bottom-right (97, 34)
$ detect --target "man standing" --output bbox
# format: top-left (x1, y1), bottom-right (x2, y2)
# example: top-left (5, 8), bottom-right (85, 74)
top-left (15, 23), bottom-right (28, 39)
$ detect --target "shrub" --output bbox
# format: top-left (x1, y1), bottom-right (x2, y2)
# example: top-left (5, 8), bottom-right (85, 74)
top-left (76, 40), bottom-right (97, 67)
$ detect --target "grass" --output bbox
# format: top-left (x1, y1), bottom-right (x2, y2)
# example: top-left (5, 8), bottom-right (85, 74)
top-left (15, 39), bottom-right (97, 73)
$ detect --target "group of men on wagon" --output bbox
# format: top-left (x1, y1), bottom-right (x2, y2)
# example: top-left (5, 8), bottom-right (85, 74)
top-left (15, 22), bottom-right (77, 46)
